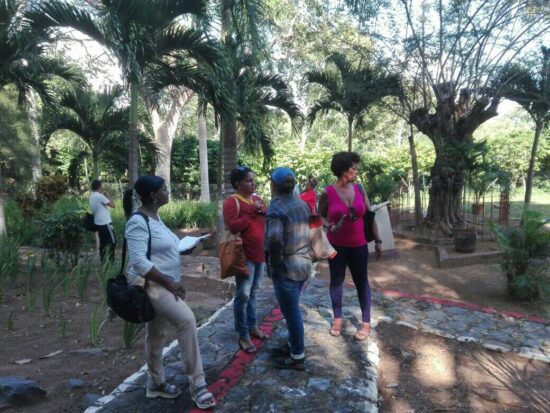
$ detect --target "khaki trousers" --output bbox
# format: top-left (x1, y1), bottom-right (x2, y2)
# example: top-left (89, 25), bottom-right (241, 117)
top-left (144, 281), bottom-right (206, 389)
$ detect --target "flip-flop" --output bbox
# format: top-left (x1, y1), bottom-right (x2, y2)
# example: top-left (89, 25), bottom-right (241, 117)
top-left (250, 329), bottom-right (268, 340)
top-left (239, 340), bottom-right (257, 353)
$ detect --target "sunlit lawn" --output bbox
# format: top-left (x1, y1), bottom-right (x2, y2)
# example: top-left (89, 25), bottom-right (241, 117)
top-left (508, 188), bottom-right (550, 219)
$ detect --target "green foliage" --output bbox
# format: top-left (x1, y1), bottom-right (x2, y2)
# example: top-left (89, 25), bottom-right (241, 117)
top-left (492, 211), bottom-right (550, 301)
top-left (40, 196), bottom-right (87, 264)
top-left (160, 201), bottom-right (217, 229)
top-left (25, 255), bottom-right (37, 311)
top-left (367, 174), bottom-right (398, 204)
top-left (89, 298), bottom-right (107, 347)
top-left (35, 175), bottom-right (69, 206)
top-left (0, 88), bottom-right (33, 189)
top-left (73, 255), bottom-right (93, 301)
top-left (122, 321), bottom-right (144, 350)
top-left (0, 236), bottom-right (20, 289)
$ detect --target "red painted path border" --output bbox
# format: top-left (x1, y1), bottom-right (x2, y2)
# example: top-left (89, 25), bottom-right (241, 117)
top-left (371, 286), bottom-right (549, 325)
top-left (188, 285), bottom-right (548, 411)
top-left (188, 307), bottom-right (284, 413)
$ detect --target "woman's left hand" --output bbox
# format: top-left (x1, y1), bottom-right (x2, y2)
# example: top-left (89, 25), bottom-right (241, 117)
top-left (374, 243), bottom-right (382, 260)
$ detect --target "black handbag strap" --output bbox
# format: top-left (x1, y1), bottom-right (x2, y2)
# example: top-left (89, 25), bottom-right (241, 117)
top-left (120, 211), bottom-right (152, 287)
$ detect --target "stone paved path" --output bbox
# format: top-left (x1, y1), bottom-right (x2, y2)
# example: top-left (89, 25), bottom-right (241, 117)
top-left (85, 276), bottom-right (550, 413)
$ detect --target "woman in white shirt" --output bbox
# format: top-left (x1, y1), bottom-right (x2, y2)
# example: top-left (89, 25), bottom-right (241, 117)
top-left (122, 175), bottom-right (215, 410)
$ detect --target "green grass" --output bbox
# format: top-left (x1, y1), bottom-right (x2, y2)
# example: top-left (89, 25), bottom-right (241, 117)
top-left (508, 188), bottom-right (550, 219)
top-left (393, 187), bottom-right (550, 221)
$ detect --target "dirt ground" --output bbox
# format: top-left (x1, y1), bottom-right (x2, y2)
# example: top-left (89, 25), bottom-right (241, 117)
top-left (316, 237), bottom-right (548, 318)
top-left (1, 236), bottom-right (548, 412)
top-left (0, 271), bottom-right (230, 413)
top-left (377, 323), bottom-right (550, 413)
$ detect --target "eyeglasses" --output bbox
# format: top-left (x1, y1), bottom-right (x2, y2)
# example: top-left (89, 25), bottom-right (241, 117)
top-left (348, 206), bottom-right (358, 222)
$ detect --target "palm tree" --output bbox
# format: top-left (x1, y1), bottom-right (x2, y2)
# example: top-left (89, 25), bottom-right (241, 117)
top-left (499, 47), bottom-right (550, 209)
top-left (306, 53), bottom-right (401, 151)
top-left (31, 0), bottom-right (228, 186)
top-left (40, 86), bottom-right (129, 180)
top-left (221, 46), bottom-right (301, 195)
top-left (0, 0), bottom-right (81, 237)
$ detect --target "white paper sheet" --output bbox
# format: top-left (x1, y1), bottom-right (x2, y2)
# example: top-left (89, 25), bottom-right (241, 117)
top-left (177, 234), bottom-right (211, 253)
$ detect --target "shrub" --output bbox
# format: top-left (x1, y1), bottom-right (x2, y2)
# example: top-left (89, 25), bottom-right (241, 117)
top-left (367, 173), bottom-right (398, 205)
top-left (160, 200), bottom-right (216, 228)
top-left (35, 175), bottom-right (68, 207)
top-left (4, 200), bottom-right (34, 244)
top-left (40, 196), bottom-right (87, 265)
top-left (492, 210), bottom-right (550, 301)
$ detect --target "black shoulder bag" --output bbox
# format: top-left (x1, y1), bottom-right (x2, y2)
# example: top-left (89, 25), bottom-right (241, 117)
top-left (357, 184), bottom-right (376, 243)
top-left (106, 211), bottom-right (155, 323)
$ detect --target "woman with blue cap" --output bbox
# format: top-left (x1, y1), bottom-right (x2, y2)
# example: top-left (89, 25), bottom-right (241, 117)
top-left (265, 167), bottom-right (312, 370)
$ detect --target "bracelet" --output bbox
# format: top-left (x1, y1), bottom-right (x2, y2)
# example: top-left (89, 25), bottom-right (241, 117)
top-left (374, 239), bottom-right (382, 244)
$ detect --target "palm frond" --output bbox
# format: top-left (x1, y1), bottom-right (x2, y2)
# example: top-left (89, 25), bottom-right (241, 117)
top-left (145, 60), bottom-right (234, 121)
top-left (28, 1), bottom-right (105, 45)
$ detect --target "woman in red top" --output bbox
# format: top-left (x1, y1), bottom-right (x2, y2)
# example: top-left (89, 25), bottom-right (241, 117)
top-left (223, 166), bottom-right (268, 353)
top-left (298, 176), bottom-right (318, 214)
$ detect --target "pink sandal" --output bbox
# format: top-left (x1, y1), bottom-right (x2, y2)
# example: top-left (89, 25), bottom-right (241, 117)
top-left (329, 318), bottom-right (343, 337)
top-left (354, 323), bottom-right (371, 341)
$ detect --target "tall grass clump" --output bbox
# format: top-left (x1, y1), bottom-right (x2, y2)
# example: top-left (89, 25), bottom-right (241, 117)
top-left (492, 210), bottom-right (550, 301)
top-left (25, 255), bottom-right (37, 311)
top-left (89, 298), bottom-right (108, 346)
top-left (122, 321), bottom-right (144, 349)
top-left (74, 255), bottom-right (93, 301)
top-left (0, 236), bottom-right (21, 291)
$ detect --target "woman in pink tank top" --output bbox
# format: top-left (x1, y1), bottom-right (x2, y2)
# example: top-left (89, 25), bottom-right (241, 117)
top-left (318, 152), bottom-right (382, 341)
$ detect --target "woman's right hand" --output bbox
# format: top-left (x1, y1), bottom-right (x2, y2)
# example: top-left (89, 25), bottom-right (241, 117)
top-left (165, 279), bottom-right (186, 301)
top-left (331, 214), bottom-right (347, 233)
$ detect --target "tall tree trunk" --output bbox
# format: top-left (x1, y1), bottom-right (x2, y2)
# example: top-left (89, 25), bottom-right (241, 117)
top-left (28, 93), bottom-right (42, 183)
top-left (198, 108), bottom-right (210, 202)
top-left (216, 126), bottom-right (225, 241)
top-left (0, 166), bottom-right (6, 238)
top-left (408, 125), bottom-right (422, 224)
top-left (92, 149), bottom-right (100, 180)
top-left (151, 88), bottom-right (192, 193)
top-left (347, 117), bottom-right (353, 151)
top-left (222, 120), bottom-right (238, 196)
top-left (524, 120), bottom-right (543, 209)
top-left (410, 86), bottom-right (500, 235)
top-left (128, 82), bottom-right (140, 186)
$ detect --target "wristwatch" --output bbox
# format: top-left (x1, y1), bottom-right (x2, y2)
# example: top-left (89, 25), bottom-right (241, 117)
top-left (374, 239), bottom-right (382, 244)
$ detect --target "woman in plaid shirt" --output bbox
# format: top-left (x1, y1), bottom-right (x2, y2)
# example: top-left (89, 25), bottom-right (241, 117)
top-left (265, 167), bottom-right (312, 370)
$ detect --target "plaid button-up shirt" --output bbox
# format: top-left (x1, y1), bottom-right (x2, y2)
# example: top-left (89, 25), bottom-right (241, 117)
top-left (265, 194), bottom-right (312, 281)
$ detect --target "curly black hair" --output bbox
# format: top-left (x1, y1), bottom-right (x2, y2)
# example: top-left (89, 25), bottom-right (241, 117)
top-left (230, 166), bottom-right (253, 189)
top-left (330, 151), bottom-right (361, 178)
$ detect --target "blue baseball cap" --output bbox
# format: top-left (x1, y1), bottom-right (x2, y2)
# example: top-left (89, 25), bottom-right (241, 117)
top-left (271, 167), bottom-right (296, 185)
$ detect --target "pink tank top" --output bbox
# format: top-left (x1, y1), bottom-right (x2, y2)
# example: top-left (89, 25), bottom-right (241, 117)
top-left (326, 184), bottom-right (367, 248)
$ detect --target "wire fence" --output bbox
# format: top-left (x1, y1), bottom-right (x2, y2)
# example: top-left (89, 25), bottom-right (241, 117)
top-left (389, 185), bottom-right (514, 243)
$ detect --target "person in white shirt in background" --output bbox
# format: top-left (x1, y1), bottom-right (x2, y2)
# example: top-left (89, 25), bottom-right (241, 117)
top-left (89, 179), bottom-right (116, 262)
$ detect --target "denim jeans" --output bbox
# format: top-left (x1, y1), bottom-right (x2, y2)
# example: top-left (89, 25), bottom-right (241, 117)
top-left (272, 274), bottom-right (306, 358)
top-left (234, 261), bottom-right (265, 340)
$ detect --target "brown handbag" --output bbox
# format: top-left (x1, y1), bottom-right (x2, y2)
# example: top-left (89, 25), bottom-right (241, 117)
top-left (218, 197), bottom-right (250, 279)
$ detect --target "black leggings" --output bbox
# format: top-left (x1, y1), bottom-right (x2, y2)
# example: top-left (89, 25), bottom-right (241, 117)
top-left (328, 244), bottom-right (371, 322)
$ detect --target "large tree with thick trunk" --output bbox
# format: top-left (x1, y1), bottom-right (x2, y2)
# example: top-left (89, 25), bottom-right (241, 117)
top-left (346, 0), bottom-right (550, 235)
